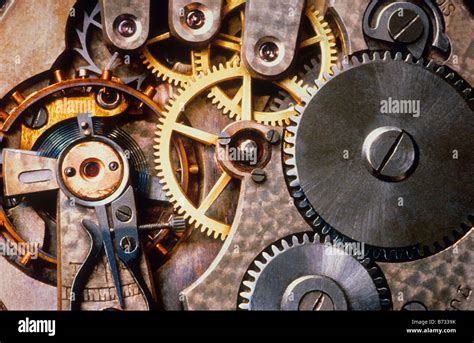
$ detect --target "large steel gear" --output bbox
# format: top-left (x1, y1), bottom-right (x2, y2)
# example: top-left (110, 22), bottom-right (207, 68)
top-left (238, 232), bottom-right (392, 310)
top-left (284, 51), bottom-right (473, 262)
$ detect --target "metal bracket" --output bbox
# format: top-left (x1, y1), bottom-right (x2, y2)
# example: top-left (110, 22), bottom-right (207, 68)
top-left (168, 0), bottom-right (224, 46)
top-left (242, 0), bottom-right (305, 79)
top-left (2, 149), bottom-right (59, 197)
top-left (100, 0), bottom-right (150, 51)
top-left (363, 0), bottom-right (450, 59)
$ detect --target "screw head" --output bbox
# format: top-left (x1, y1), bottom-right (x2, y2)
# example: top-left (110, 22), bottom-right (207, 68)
top-left (96, 88), bottom-right (121, 109)
top-left (116, 16), bottom-right (137, 37)
top-left (266, 129), bottom-right (281, 145)
top-left (251, 168), bottom-right (266, 184)
top-left (115, 206), bottom-right (133, 222)
top-left (64, 167), bottom-right (76, 178)
top-left (186, 9), bottom-right (206, 30)
top-left (388, 8), bottom-right (424, 44)
top-left (109, 161), bottom-right (119, 171)
top-left (259, 41), bottom-right (279, 62)
top-left (362, 127), bottom-right (418, 182)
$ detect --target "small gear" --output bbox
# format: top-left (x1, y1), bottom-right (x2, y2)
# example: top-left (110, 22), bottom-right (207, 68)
top-left (196, 3), bottom-right (338, 126)
top-left (142, 32), bottom-right (204, 86)
top-left (141, 0), bottom-right (240, 86)
top-left (143, 0), bottom-right (338, 126)
top-left (238, 232), bottom-right (392, 310)
top-left (284, 51), bottom-right (474, 262)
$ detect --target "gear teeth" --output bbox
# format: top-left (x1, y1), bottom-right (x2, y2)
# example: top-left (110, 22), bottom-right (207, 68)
top-left (282, 50), bottom-right (473, 262)
top-left (262, 252), bottom-right (272, 262)
top-left (267, 2), bottom-right (339, 121)
top-left (372, 51), bottom-right (382, 61)
top-left (155, 61), bottom-right (247, 240)
top-left (362, 52), bottom-right (371, 63)
top-left (141, 49), bottom-right (192, 86)
top-left (394, 51), bottom-right (404, 61)
top-left (351, 55), bottom-right (361, 65)
top-left (238, 232), bottom-right (392, 311)
top-left (270, 245), bottom-right (280, 256)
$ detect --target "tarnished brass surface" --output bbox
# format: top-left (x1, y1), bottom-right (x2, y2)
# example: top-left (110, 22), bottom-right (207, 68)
top-left (0, 0), bottom-right (76, 98)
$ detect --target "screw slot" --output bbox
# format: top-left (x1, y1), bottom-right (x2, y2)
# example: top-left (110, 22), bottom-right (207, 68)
top-left (116, 206), bottom-right (133, 223)
top-left (251, 169), bottom-right (266, 184)
top-left (266, 130), bottom-right (281, 145)
top-left (388, 8), bottom-right (424, 44)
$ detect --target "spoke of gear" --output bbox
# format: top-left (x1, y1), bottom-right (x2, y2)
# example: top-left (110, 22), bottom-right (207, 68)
top-left (238, 232), bottom-right (392, 311)
top-left (156, 60), bottom-right (296, 239)
top-left (283, 51), bottom-right (474, 262)
top-left (194, 2), bottom-right (338, 126)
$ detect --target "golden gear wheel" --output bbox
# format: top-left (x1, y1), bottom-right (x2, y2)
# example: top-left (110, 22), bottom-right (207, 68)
top-left (156, 60), bottom-right (276, 240)
top-left (195, 3), bottom-right (339, 126)
top-left (143, 1), bottom-right (338, 126)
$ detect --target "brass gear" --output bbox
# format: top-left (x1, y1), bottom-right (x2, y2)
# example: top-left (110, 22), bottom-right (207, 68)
top-left (156, 60), bottom-right (266, 240)
top-left (196, 3), bottom-right (338, 126)
top-left (143, 1), bottom-right (338, 126)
